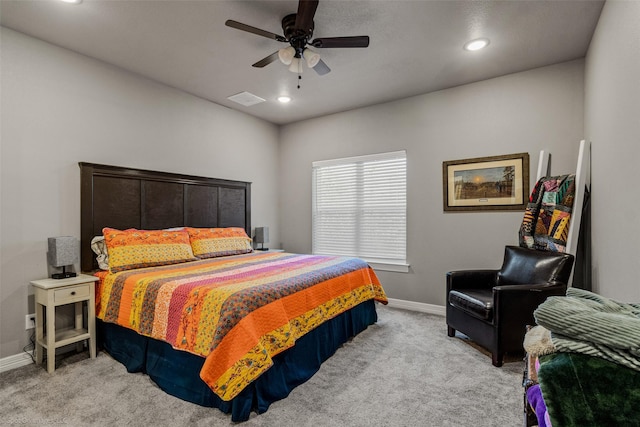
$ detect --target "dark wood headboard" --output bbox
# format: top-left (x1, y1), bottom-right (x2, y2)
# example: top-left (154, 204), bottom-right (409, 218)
top-left (79, 162), bottom-right (251, 272)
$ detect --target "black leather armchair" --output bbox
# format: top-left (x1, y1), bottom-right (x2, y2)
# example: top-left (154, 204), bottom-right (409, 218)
top-left (446, 246), bottom-right (574, 367)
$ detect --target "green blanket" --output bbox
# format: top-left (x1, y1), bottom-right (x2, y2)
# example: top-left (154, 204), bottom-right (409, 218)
top-left (534, 288), bottom-right (640, 371)
top-left (538, 352), bottom-right (640, 426)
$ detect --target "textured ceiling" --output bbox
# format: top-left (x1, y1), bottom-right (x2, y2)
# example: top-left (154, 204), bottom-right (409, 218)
top-left (0, 0), bottom-right (604, 125)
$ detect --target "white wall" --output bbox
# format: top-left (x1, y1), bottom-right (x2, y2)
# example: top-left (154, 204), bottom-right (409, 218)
top-left (279, 60), bottom-right (585, 305)
top-left (585, 0), bottom-right (640, 302)
top-left (0, 28), bottom-right (280, 359)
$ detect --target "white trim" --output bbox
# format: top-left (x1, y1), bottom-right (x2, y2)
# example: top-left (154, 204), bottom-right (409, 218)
top-left (312, 150), bottom-right (407, 168)
top-left (368, 261), bottom-right (410, 273)
top-left (386, 298), bottom-right (446, 316)
top-left (0, 352), bottom-right (34, 373)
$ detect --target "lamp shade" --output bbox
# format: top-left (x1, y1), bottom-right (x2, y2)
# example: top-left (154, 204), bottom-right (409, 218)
top-left (278, 46), bottom-right (295, 65)
top-left (303, 48), bottom-right (320, 68)
top-left (47, 236), bottom-right (79, 267)
top-left (288, 57), bottom-right (303, 74)
top-left (254, 227), bottom-right (269, 244)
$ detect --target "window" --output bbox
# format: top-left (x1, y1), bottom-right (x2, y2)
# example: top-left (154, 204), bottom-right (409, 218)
top-left (312, 150), bottom-right (408, 272)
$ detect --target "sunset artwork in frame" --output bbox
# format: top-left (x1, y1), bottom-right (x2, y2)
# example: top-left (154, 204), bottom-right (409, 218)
top-left (442, 152), bottom-right (529, 212)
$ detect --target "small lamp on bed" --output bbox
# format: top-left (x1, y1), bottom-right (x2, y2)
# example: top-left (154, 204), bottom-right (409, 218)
top-left (47, 236), bottom-right (79, 279)
top-left (254, 227), bottom-right (269, 251)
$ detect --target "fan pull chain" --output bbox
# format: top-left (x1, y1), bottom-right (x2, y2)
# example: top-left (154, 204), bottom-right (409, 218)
top-left (297, 74), bottom-right (302, 90)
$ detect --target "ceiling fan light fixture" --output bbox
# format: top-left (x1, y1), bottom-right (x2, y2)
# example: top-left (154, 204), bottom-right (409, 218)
top-left (288, 57), bottom-right (303, 74)
top-left (226, 1), bottom-right (370, 77)
top-left (278, 46), bottom-right (295, 65)
top-left (303, 48), bottom-right (321, 68)
top-left (277, 96), bottom-right (291, 103)
top-left (464, 38), bottom-right (490, 51)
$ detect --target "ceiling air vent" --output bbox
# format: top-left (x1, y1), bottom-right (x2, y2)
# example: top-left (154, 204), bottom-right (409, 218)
top-left (227, 91), bottom-right (266, 107)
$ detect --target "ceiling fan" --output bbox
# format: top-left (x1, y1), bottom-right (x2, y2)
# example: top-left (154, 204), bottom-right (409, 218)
top-left (225, 0), bottom-right (370, 76)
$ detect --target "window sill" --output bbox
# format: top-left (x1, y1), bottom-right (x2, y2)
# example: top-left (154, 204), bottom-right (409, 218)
top-left (367, 261), bottom-right (410, 273)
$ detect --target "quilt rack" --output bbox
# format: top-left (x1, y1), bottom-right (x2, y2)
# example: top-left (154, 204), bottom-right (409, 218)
top-left (535, 139), bottom-right (591, 282)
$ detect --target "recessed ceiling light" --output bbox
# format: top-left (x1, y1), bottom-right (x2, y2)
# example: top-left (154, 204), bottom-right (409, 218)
top-left (60, 0), bottom-right (83, 4)
top-left (277, 96), bottom-right (291, 104)
top-left (464, 38), bottom-right (490, 51)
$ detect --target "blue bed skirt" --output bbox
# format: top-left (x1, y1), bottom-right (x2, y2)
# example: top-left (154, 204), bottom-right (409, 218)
top-left (97, 299), bottom-right (378, 422)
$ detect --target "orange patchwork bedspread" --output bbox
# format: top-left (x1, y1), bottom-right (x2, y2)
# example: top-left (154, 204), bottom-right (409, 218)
top-left (95, 251), bottom-right (387, 400)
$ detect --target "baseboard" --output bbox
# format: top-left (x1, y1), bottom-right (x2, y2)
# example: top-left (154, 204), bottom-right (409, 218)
top-left (386, 298), bottom-right (446, 316)
top-left (0, 352), bottom-right (34, 373)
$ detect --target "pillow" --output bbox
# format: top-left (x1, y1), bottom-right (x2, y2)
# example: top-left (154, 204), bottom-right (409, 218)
top-left (90, 235), bottom-right (109, 270)
top-left (186, 227), bottom-right (253, 259)
top-left (103, 227), bottom-right (197, 273)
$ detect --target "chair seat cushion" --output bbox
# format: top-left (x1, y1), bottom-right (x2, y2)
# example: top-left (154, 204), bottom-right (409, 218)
top-left (449, 289), bottom-right (494, 322)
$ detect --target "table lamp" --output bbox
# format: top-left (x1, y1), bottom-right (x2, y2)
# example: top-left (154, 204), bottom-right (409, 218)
top-left (254, 227), bottom-right (269, 251)
top-left (48, 236), bottom-right (79, 279)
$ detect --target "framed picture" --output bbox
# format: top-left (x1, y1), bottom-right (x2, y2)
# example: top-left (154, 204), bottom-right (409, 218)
top-left (442, 152), bottom-right (529, 212)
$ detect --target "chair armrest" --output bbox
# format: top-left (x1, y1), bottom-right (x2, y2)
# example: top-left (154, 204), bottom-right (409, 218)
top-left (493, 282), bottom-right (567, 325)
top-left (446, 269), bottom-right (499, 292)
top-left (493, 281), bottom-right (567, 293)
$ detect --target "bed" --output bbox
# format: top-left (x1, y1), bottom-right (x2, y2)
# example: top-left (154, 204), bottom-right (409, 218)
top-left (79, 163), bottom-right (387, 422)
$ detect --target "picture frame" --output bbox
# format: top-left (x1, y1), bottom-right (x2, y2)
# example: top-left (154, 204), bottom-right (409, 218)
top-left (442, 152), bottom-right (529, 212)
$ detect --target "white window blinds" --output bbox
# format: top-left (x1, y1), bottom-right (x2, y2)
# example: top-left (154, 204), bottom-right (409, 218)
top-left (312, 151), bottom-right (407, 267)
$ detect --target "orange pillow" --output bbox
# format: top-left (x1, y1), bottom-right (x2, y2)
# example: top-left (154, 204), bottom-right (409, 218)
top-left (185, 227), bottom-right (253, 259)
top-left (103, 227), bottom-right (197, 272)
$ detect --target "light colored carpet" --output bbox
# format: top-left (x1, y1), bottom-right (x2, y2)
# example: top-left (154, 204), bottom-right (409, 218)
top-left (0, 305), bottom-right (524, 426)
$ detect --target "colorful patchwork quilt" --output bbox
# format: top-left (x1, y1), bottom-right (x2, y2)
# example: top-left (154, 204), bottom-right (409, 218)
top-left (95, 251), bottom-right (387, 400)
top-left (519, 174), bottom-right (576, 252)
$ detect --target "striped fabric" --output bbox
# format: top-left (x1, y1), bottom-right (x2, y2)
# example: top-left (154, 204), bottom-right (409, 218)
top-left (185, 227), bottom-right (253, 259)
top-left (103, 227), bottom-right (197, 272)
top-left (534, 288), bottom-right (640, 371)
top-left (95, 251), bottom-right (387, 400)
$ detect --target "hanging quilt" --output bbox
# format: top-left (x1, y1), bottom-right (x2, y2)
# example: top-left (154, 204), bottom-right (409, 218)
top-left (519, 174), bottom-right (576, 252)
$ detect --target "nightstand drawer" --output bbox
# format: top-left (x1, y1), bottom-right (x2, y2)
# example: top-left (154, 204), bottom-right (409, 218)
top-left (54, 283), bottom-right (90, 303)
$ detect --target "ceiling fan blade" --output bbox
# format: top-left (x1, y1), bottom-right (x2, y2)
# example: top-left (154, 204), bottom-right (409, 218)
top-left (252, 52), bottom-right (280, 68)
top-left (311, 36), bottom-right (370, 48)
top-left (225, 20), bottom-right (287, 42)
top-left (295, 0), bottom-right (319, 31)
top-left (313, 59), bottom-right (331, 76)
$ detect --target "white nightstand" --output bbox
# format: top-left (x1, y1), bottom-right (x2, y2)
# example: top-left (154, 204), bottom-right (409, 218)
top-left (30, 274), bottom-right (99, 373)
